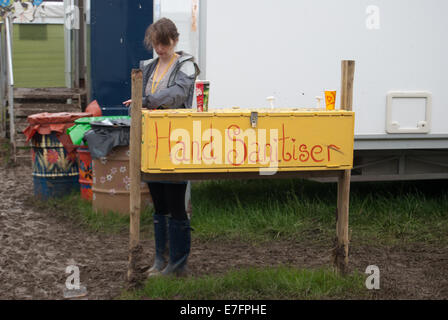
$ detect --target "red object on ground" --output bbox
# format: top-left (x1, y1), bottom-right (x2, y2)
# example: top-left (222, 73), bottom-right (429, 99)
top-left (23, 112), bottom-right (92, 153)
top-left (85, 100), bottom-right (102, 117)
top-left (77, 146), bottom-right (93, 201)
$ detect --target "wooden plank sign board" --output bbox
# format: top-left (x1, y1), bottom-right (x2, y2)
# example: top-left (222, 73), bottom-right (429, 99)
top-left (141, 109), bottom-right (354, 174)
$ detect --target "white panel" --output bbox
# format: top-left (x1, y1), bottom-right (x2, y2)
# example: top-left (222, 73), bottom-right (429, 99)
top-left (390, 98), bottom-right (426, 128)
top-left (157, 0), bottom-right (199, 60)
top-left (386, 91), bottom-right (431, 133)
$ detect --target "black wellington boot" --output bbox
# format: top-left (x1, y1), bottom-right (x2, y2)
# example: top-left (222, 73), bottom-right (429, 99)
top-left (162, 218), bottom-right (191, 277)
top-left (147, 214), bottom-right (168, 276)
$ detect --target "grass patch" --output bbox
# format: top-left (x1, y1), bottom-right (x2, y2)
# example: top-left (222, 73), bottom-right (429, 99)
top-left (0, 138), bottom-right (11, 166)
top-left (190, 179), bottom-right (448, 245)
top-left (121, 266), bottom-right (367, 300)
top-left (27, 191), bottom-right (153, 234)
top-left (25, 178), bottom-right (448, 245)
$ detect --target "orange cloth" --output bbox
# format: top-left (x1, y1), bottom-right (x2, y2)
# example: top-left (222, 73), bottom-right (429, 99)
top-left (85, 100), bottom-right (102, 117)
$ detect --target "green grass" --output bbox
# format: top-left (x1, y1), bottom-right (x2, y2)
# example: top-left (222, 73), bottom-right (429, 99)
top-left (0, 139), bottom-right (11, 166)
top-left (30, 179), bottom-right (448, 246)
top-left (121, 266), bottom-right (367, 300)
top-left (27, 191), bottom-right (154, 234)
top-left (190, 179), bottom-right (448, 245)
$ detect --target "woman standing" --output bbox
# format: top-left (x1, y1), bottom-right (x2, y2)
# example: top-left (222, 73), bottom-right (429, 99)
top-left (124, 18), bottom-right (199, 277)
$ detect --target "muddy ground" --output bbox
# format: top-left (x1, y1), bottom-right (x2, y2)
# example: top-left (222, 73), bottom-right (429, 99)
top-left (0, 158), bottom-right (447, 300)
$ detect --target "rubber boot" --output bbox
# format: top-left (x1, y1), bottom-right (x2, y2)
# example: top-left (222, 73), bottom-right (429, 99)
top-left (161, 218), bottom-right (191, 277)
top-left (146, 214), bottom-right (168, 276)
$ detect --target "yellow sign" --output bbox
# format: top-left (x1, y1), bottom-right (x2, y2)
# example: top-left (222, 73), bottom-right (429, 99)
top-left (141, 109), bottom-right (354, 174)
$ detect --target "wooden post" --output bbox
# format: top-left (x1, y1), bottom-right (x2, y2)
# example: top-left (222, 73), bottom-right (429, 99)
top-left (340, 61), bottom-right (355, 111)
top-left (333, 60), bottom-right (355, 273)
top-left (128, 69), bottom-right (143, 282)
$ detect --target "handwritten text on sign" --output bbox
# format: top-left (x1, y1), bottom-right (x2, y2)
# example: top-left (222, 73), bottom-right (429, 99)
top-left (142, 115), bottom-right (354, 173)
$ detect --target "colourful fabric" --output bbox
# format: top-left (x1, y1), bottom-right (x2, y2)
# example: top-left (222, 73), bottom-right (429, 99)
top-left (78, 146), bottom-right (93, 201)
top-left (32, 132), bottom-right (79, 178)
top-left (24, 112), bottom-right (91, 141)
top-left (23, 112), bottom-right (91, 155)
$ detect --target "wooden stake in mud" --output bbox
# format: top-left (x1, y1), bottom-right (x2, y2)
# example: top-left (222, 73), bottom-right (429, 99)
top-left (128, 69), bottom-right (143, 281)
top-left (333, 60), bottom-right (355, 274)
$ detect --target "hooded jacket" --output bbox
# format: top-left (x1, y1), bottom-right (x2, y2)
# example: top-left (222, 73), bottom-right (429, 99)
top-left (139, 51), bottom-right (200, 109)
top-left (140, 51), bottom-right (199, 186)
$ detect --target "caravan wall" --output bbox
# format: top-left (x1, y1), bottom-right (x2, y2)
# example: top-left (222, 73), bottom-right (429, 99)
top-left (162, 0), bottom-right (448, 180)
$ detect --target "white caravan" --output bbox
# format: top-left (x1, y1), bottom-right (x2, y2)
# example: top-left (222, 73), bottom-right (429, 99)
top-left (153, 0), bottom-right (447, 181)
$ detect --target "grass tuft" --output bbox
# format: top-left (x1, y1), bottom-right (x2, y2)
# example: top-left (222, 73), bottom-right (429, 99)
top-left (0, 139), bottom-right (11, 166)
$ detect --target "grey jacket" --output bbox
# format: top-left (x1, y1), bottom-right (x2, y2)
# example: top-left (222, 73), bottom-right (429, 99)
top-left (139, 51), bottom-right (200, 109)
top-left (140, 52), bottom-right (199, 185)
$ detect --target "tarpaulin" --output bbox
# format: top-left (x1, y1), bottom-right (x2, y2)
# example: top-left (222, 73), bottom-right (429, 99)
top-left (83, 118), bottom-right (131, 159)
top-left (67, 116), bottom-right (130, 146)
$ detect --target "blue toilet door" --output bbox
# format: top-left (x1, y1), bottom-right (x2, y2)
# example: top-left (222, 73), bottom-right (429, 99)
top-left (90, 0), bottom-right (153, 115)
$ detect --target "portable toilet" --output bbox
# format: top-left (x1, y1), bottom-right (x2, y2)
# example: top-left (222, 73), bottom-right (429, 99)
top-left (88, 0), bottom-right (153, 116)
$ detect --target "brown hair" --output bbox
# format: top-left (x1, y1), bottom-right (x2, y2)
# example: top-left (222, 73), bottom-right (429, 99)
top-left (144, 18), bottom-right (179, 50)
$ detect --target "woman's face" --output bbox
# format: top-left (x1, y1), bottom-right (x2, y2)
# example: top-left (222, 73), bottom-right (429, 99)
top-left (153, 38), bottom-right (177, 60)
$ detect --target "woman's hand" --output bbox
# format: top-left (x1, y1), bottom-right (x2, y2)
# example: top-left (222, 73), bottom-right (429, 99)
top-left (122, 99), bottom-right (132, 107)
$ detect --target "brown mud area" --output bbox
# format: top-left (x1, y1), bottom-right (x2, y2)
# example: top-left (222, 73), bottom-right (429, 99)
top-left (0, 157), bottom-right (447, 299)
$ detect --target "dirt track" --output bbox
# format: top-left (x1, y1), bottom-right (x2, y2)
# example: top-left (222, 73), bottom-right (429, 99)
top-left (0, 162), bottom-right (447, 299)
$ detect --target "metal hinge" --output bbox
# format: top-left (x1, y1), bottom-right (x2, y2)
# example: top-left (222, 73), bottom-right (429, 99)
top-left (250, 111), bottom-right (258, 128)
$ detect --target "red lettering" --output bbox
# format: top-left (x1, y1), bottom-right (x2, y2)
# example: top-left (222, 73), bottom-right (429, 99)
top-left (202, 136), bottom-right (217, 161)
top-left (192, 141), bottom-right (201, 161)
top-left (234, 136), bottom-right (247, 163)
top-left (154, 121), bottom-right (170, 163)
top-left (264, 143), bottom-right (273, 162)
top-left (226, 124), bottom-right (247, 165)
top-left (154, 122), bottom-right (158, 162)
top-left (327, 144), bottom-right (341, 161)
top-left (299, 144), bottom-right (309, 162)
top-left (168, 122), bottom-right (172, 153)
top-left (227, 149), bottom-right (244, 166)
top-left (174, 140), bottom-right (189, 162)
top-left (226, 124), bottom-right (241, 139)
top-left (249, 142), bottom-right (260, 163)
top-left (311, 145), bottom-right (324, 162)
top-left (279, 124), bottom-right (292, 162)
top-left (292, 138), bottom-right (298, 160)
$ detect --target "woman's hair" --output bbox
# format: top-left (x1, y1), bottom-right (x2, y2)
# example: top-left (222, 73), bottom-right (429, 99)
top-left (144, 18), bottom-right (179, 50)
